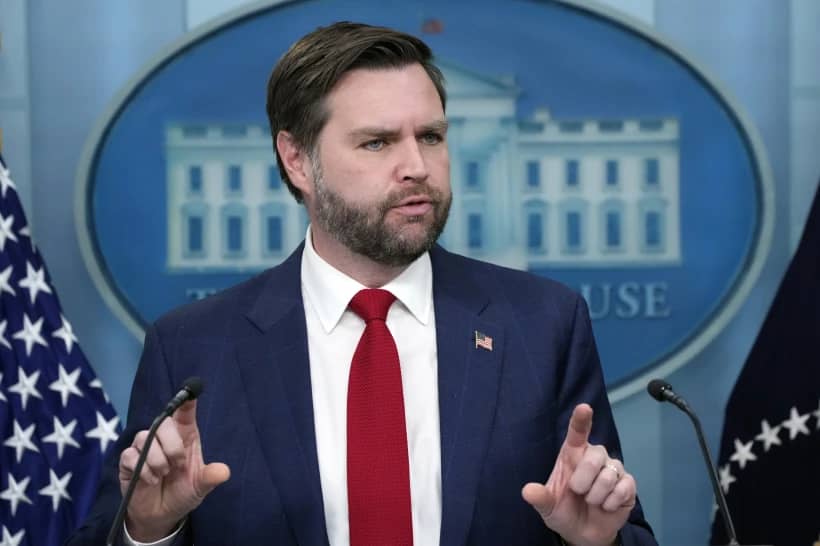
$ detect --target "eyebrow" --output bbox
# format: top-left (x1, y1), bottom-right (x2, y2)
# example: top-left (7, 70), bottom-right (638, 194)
top-left (348, 119), bottom-right (449, 140)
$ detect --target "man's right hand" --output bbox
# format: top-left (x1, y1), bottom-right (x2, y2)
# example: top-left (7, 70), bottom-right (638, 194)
top-left (118, 399), bottom-right (231, 542)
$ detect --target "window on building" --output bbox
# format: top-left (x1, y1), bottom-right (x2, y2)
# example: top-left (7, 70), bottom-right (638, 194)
top-left (227, 216), bottom-right (243, 252)
top-left (468, 213), bottom-right (482, 249)
top-left (606, 211), bottom-right (621, 247)
top-left (466, 161), bottom-right (480, 190)
top-left (182, 125), bottom-right (207, 138)
top-left (639, 120), bottom-right (664, 131)
top-left (266, 216), bottom-right (283, 253)
top-left (268, 166), bottom-right (282, 191)
top-left (559, 121), bottom-right (583, 133)
top-left (527, 212), bottom-right (543, 250)
top-left (606, 160), bottom-right (618, 187)
top-left (599, 120), bottom-right (624, 132)
top-left (228, 165), bottom-right (242, 193)
top-left (187, 216), bottom-right (203, 253)
top-left (188, 166), bottom-right (203, 194)
top-left (645, 158), bottom-right (660, 187)
top-left (222, 126), bottom-right (247, 138)
top-left (645, 211), bottom-right (661, 248)
top-left (181, 202), bottom-right (209, 259)
top-left (526, 161), bottom-right (540, 188)
top-left (566, 160), bottom-right (579, 187)
top-left (566, 211), bottom-right (581, 249)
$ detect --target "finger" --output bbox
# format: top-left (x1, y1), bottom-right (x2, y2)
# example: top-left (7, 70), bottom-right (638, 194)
top-left (119, 447), bottom-right (140, 481)
top-left (562, 404), bottom-right (593, 450)
top-left (195, 462), bottom-right (231, 498)
top-left (133, 430), bottom-right (172, 479)
top-left (584, 459), bottom-right (624, 506)
top-left (120, 446), bottom-right (161, 485)
top-left (602, 473), bottom-right (636, 512)
top-left (173, 399), bottom-right (199, 446)
top-left (521, 482), bottom-right (556, 519)
top-left (568, 444), bottom-right (607, 495)
top-left (154, 417), bottom-right (186, 469)
top-left (173, 399), bottom-right (197, 427)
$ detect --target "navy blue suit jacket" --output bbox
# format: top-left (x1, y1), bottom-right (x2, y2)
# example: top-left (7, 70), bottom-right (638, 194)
top-left (69, 245), bottom-right (656, 545)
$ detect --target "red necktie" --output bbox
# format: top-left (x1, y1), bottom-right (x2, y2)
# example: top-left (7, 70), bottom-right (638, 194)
top-left (347, 288), bottom-right (413, 546)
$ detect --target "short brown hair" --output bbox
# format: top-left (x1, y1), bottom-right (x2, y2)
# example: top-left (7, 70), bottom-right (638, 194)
top-left (266, 21), bottom-right (447, 202)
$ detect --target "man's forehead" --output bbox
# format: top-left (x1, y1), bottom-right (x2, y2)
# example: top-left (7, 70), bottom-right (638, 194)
top-left (322, 64), bottom-right (444, 126)
top-left (329, 64), bottom-right (440, 101)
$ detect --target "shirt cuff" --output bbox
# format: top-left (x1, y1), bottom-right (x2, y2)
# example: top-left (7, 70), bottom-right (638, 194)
top-left (122, 519), bottom-right (185, 546)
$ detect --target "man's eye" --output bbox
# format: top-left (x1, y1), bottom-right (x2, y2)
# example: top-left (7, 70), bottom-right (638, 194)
top-left (363, 139), bottom-right (386, 151)
top-left (420, 133), bottom-right (443, 145)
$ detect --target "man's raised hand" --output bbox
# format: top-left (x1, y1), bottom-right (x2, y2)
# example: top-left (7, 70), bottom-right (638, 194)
top-left (521, 404), bottom-right (636, 546)
top-left (118, 400), bottom-right (230, 542)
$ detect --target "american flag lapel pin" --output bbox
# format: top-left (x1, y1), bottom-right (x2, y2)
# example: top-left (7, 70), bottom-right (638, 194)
top-left (474, 330), bottom-right (493, 351)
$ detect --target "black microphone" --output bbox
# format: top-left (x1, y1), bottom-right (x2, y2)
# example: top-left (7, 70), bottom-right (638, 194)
top-left (106, 377), bottom-right (204, 546)
top-left (647, 379), bottom-right (739, 546)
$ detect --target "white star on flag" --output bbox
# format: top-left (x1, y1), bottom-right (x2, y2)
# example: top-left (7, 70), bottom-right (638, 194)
top-left (85, 411), bottom-right (120, 453)
top-left (38, 470), bottom-right (72, 512)
top-left (0, 163), bottom-right (16, 197)
top-left (0, 320), bottom-right (11, 350)
top-left (0, 264), bottom-right (16, 297)
top-left (12, 314), bottom-right (49, 357)
top-left (0, 213), bottom-right (18, 252)
top-left (0, 474), bottom-right (33, 516)
top-left (42, 417), bottom-right (81, 460)
top-left (8, 368), bottom-right (42, 410)
top-left (52, 315), bottom-right (79, 354)
top-left (48, 364), bottom-right (84, 407)
top-left (754, 419), bottom-right (782, 452)
top-left (3, 420), bottom-right (40, 463)
top-left (89, 378), bottom-right (110, 403)
top-left (729, 438), bottom-right (757, 469)
top-left (0, 525), bottom-right (25, 546)
top-left (781, 406), bottom-right (810, 439)
top-left (0, 372), bottom-right (6, 402)
top-left (18, 262), bottom-right (53, 304)
top-left (813, 399), bottom-right (820, 429)
top-left (718, 464), bottom-right (736, 494)
top-left (18, 224), bottom-right (35, 252)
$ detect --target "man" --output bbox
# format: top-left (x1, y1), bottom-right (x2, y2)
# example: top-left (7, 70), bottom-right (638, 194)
top-left (70, 22), bottom-right (657, 546)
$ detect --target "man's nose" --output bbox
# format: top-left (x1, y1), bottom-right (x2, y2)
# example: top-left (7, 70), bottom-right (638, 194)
top-left (396, 139), bottom-right (429, 182)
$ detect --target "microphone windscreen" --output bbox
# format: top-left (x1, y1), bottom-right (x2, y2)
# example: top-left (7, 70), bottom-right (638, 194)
top-left (646, 378), bottom-right (671, 402)
top-left (182, 376), bottom-right (204, 399)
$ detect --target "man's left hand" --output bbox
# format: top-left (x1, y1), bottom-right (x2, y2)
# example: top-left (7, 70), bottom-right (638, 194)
top-left (521, 403), bottom-right (636, 546)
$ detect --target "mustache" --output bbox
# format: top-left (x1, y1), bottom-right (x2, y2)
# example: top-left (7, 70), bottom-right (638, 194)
top-left (382, 184), bottom-right (448, 210)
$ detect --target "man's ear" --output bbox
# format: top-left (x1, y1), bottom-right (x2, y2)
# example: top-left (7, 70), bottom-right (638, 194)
top-left (276, 131), bottom-right (313, 198)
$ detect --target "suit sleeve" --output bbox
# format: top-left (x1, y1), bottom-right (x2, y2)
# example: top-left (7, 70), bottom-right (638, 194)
top-left (556, 294), bottom-right (657, 546)
top-left (65, 324), bottom-right (193, 546)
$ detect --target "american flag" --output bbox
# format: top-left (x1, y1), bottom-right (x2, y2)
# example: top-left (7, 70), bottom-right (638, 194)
top-left (709, 179), bottom-right (820, 545)
top-left (474, 331), bottom-right (493, 351)
top-left (0, 154), bottom-right (120, 545)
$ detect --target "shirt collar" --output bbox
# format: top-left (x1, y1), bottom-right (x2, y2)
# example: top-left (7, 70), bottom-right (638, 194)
top-left (301, 225), bottom-right (433, 333)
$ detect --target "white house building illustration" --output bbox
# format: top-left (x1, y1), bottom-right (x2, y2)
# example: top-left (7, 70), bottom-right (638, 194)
top-left (165, 63), bottom-right (680, 273)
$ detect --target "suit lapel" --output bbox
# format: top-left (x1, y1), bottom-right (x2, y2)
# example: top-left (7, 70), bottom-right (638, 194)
top-left (432, 247), bottom-right (505, 546)
top-left (234, 245), bottom-right (330, 546)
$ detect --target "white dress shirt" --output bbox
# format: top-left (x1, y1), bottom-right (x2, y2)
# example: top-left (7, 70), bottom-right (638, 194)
top-left (126, 229), bottom-right (442, 545)
top-left (302, 229), bottom-right (442, 546)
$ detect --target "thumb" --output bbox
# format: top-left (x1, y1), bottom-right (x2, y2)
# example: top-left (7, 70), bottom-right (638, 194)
top-left (196, 462), bottom-right (231, 497)
top-left (521, 482), bottom-right (556, 520)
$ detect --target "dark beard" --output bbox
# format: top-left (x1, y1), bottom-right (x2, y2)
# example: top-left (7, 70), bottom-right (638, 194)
top-left (312, 166), bottom-right (451, 267)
